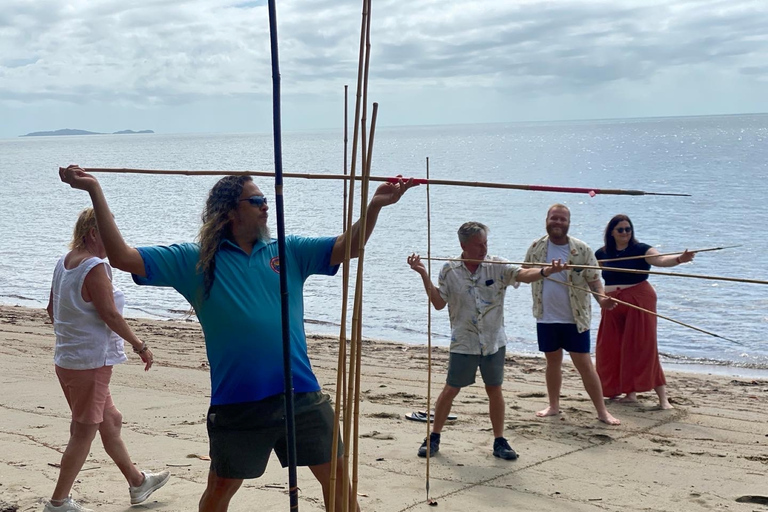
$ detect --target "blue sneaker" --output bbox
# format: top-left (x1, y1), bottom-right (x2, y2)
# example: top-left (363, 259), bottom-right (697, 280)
top-left (493, 437), bottom-right (518, 460)
top-left (418, 433), bottom-right (440, 457)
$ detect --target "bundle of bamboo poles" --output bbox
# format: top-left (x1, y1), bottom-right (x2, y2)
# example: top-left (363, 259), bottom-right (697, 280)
top-left (329, 0), bottom-right (374, 510)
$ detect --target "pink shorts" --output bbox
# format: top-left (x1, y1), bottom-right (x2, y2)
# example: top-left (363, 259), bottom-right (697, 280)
top-left (55, 365), bottom-right (115, 424)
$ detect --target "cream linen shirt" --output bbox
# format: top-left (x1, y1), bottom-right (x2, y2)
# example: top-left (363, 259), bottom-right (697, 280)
top-left (437, 256), bottom-right (520, 356)
top-left (524, 235), bottom-right (600, 333)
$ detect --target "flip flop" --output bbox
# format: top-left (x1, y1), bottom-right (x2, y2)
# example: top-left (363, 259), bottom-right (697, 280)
top-left (404, 411), bottom-right (458, 422)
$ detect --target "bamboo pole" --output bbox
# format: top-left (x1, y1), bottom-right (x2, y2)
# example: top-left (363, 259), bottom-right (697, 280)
top-left (330, 0), bottom-right (369, 507)
top-left (265, 1), bottom-right (300, 510)
top-left (426, 257), bottom-right (768, 286)
top-left (424, 156), bottom-right (433, 503)
top-left (546, 277), bottom-right (742, 344)
top-left (337, 1), bottom-right (370, 510)
top-left (343, 84), bottom-right (349, 232)
top-left (70, 167), bottom-right (688, 197)
top-left (598, 245), bottom-right (741, 263)
top-left (351, 100), bottom-right (376, 508)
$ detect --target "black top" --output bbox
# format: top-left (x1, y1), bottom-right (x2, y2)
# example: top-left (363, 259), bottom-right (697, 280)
top-left (595, 243), bottom-right (652, 285)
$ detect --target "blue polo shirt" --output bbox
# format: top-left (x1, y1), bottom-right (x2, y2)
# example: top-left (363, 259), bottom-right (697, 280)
top-left (132, 235), bottom-right (339, 406)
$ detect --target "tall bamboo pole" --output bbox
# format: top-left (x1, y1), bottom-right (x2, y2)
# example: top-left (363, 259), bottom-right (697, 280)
top-left (337, 1), bottom-right (370, 509)
top-left (329, 0), bottom-right (369, 507)
top-left (351, 101), bottom-right (377, 506)
top-left (424, 156), bottom-right (433, 503)
top-left (265, 1), bottom-right (299, 510)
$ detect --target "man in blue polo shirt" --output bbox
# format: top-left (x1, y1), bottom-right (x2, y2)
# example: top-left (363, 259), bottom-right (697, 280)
top-left (60, 166), bottom-right (416, 512)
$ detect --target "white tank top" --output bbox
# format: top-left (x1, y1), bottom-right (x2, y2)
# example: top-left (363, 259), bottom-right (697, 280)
top-left (52, 255), bottom-right (128, 369)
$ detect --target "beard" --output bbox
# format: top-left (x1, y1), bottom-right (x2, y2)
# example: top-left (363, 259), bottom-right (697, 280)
top-left (256, 224), bottom-right (271, 243)
top-left (546, 223), bottom-right (569, 238)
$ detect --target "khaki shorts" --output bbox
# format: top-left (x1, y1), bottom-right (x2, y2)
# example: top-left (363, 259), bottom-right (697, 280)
top-left (206, 391), bottom-right (343, 480)
top-left (55, 365), bottom-right (115, 424)
top-left (446, 346), bottom-right (506, 388)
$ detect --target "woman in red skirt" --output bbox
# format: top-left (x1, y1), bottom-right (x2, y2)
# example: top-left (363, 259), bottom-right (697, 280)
top-left (595, 215), bottom-right (694, 409)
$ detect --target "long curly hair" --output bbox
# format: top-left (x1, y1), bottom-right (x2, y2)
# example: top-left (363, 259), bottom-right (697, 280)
top-left (197, 175), bottom-right (252, 299)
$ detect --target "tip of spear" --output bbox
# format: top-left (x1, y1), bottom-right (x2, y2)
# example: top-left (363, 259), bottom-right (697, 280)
top-left (646, 192), bottom-right (692, 197)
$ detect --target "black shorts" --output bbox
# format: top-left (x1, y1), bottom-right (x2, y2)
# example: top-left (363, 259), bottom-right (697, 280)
top-left (446, 346), bottom-right (506, 388)
top-left (206, 391), bottom-right (343, 479)
top-left (536, 323), bottom-right (591, 353)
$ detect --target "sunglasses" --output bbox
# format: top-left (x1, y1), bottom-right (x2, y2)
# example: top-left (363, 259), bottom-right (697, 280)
top-left (616, 227), bottom-right (632, 234)
top-left (240, 195), bottom-right (268, 208)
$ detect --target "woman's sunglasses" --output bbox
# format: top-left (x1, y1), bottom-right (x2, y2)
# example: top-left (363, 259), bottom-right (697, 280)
top-left (616, 227), bottom-right (632, 234)
top-left (240, 195), bottom-right (268, 208)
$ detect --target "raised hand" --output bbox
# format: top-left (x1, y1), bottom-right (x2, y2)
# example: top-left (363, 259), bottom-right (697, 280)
top-left (369, 176), bottom-right (418, 208)
top-left (59, 165), bottom-right (100, 192)
top-left (407, 253), bottom-right (427, 275)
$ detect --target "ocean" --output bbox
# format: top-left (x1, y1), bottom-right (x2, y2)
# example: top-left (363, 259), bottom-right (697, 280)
top-left (2, 113), bottom-right (767, 371)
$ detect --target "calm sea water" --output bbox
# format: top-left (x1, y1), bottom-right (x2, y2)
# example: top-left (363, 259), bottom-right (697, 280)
top-left (2, 114), bottom-right (767, 370)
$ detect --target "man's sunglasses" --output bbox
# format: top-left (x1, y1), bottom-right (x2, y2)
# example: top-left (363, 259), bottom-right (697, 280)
top-left (240, 195), bottom-right (268, 208)
top-left (616, 227), bottom-right (632, 233)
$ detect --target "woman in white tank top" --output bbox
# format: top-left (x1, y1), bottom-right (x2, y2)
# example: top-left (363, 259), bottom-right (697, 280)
top-left (43, 208), bottom-right (169, 512)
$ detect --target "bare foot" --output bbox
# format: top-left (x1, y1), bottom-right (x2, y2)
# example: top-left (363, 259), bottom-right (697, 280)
top-left (536, 406), bottom-right (561, 417)
top-left (659, 399), bottom-right (674, 410)
top-left (618, 392), bottom-right (638, 403)
top-left (598, 412), bottom-right (621, 425)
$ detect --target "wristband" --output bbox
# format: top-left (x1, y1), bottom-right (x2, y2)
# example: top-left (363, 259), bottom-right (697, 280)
top-left (675, 256), bottom-right (681, 264)
top-left (133, 342), bottom-right (148, 354)
top-left (540, 268), bottom-right (547, 278)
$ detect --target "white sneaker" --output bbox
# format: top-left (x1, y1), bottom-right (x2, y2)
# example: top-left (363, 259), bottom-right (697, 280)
top-left (43, 497), bottom-right (93, 512)
top-left (129, 470), bottom-right (171, 505)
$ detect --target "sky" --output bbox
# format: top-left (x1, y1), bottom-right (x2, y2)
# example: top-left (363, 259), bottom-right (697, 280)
top-left (1, 0), bottom-right (767, 138)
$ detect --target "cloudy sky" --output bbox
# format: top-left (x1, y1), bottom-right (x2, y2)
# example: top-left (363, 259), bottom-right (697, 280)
top-left (1, 0), bottom-right (767, 137)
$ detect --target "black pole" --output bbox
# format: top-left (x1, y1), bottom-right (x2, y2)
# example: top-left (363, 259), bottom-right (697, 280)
top-left (266, 1), bottom-right (299, 511)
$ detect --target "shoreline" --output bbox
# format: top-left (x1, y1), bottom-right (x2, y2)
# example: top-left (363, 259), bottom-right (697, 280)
top-left (4, 299), bottom-right (767, 379)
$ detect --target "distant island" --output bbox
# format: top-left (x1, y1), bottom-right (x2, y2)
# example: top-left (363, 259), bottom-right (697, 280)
top-left (21, 129), bottom-right (154, 137)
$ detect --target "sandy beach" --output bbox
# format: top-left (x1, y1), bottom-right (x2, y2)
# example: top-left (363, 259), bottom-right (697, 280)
top-left (1, 304), bottom-right (767, 512)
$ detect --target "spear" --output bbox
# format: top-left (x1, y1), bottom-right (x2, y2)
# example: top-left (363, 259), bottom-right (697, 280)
top-left (598, 245), bottom-right (742, 263)
top-left (426, 257), bottom-right (768, 286)
top-left (65, 167), bottom-right (689, 197)
top-left (546, 277), bottom-right (742, 345)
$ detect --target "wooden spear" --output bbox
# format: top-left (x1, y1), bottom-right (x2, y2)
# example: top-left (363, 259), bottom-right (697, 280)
top-left (597, 245), bottom-right (741, 263)
top-left (546, 277), bottom-right (742, 345)
top-left (426, 257), bottom-right (768, 286)
top-left (67, 168), bottom-right (689, 197)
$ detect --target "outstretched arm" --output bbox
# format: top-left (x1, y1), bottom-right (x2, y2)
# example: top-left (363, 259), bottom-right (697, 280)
top-left (516, 259), bottom-right (567, 283)
top-left (407, 254), bottom-right (446, 310)
top-left (645, 247), bottom-right (694, 267)
top-left (330, 177), bottom-right (417, 266)
top-left (59, 166), bottom-right (146, 276)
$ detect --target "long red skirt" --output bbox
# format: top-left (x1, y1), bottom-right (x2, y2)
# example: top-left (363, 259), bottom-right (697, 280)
top-left (596, 280), bottom-right (666, 397)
